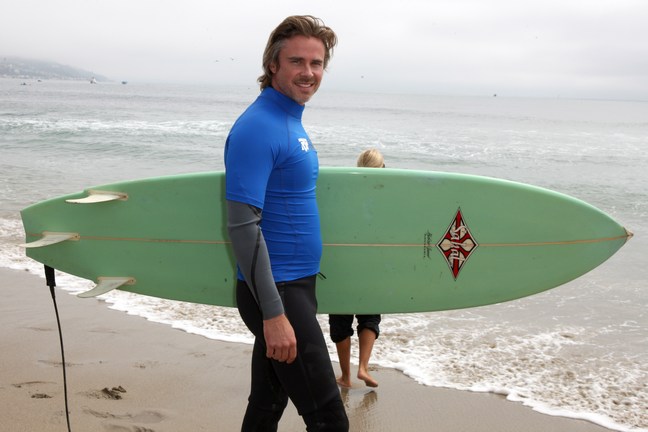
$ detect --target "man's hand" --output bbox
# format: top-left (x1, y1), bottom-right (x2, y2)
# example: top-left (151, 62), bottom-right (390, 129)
top-left (263, 314), bottom-right (297, 364)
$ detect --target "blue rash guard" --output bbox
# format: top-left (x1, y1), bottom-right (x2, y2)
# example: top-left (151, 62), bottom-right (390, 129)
top-left (225, 87), bottom-right (322, 285)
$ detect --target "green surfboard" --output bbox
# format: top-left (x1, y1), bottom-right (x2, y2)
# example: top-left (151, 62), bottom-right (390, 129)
top-left (20, 168), bottom-right (631, 314)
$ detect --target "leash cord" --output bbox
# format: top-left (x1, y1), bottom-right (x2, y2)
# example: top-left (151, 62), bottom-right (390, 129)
top-left (45, 265), bottom-right (72, 432)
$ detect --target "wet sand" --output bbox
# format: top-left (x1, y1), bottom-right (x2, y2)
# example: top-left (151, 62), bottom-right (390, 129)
top-left (0, 268), bottom-right (614, 431)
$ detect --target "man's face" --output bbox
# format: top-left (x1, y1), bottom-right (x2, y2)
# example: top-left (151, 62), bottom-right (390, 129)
top-left (270, 35), bottom-right (326, 105)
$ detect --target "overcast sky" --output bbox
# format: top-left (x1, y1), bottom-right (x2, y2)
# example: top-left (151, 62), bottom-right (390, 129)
top-left (2, 0), bottom-right (647, 99)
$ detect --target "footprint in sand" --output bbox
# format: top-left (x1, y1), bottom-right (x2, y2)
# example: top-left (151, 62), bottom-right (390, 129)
top-left (38, 359), bottom-right (80, 367)
top-left (103, 426), bottom-right (157, 432)
top-left (133, 361), bottom-right (159, 369)
top-left (12, 381), bottom-right (56, 388)
top-left (88, 327), bottom-right (119, 335)
top-left (12, 381), bottom-right (57, 399)
top-left (84, 407), bottom-right (165, 422)
top-left (86, 386), bottom-right (127, 400)
top-left (84, 407), bottom-right (166, 431)
top-left (26, 326), bottom-right (54, 332)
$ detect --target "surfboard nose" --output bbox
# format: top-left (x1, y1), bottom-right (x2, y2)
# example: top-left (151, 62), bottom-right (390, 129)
top-left (624, 228), bottom-right (634, 242)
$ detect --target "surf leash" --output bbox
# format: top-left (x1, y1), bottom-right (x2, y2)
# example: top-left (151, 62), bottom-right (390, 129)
top-left (44, 265), bottom-right (72, 432)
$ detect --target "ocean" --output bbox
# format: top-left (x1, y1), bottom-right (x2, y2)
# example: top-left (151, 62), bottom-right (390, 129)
top-left (1, 78), bottom-right (646, 431)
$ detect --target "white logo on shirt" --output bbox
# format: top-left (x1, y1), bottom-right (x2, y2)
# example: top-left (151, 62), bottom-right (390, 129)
top-left (298, 138), bottom-right (309, 152)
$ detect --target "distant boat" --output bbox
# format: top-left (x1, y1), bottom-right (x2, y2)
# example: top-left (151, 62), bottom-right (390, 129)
top-left (90, 77), bottom-right (97, 84)
top-left (121, 81), bottom-right (128, 85)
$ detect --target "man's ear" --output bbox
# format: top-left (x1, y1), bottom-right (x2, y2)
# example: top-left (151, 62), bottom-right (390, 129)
top-left (269, 62), bottom-right (278, 74)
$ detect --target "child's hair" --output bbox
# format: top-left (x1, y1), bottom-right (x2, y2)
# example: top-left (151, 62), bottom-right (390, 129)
top-left (357, 148), bottom-right (385, 168)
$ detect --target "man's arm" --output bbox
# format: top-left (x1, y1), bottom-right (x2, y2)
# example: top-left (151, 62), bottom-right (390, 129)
top-left (226, 200), bottom-right (297, 363)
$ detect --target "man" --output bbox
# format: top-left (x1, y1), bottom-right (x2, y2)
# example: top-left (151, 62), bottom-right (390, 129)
top-left (224, 15), bottom-right (349, 431)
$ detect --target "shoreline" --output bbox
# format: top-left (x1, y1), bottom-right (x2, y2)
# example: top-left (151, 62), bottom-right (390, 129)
top-left (0, 267), bottom-right (615, 431)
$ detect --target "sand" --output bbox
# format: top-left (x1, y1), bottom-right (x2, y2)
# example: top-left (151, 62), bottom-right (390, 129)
top-left (0, 267), bottom-right (614, 432)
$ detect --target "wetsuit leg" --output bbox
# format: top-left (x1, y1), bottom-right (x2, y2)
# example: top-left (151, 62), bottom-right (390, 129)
top-left (237, 277), bottom-right (348, 431)
top-left (237, 281), bottom-right (289, 431)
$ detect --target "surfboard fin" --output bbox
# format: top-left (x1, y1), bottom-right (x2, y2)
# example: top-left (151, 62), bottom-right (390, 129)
top-left (77, 277), bottom-right (136, 298)
top-left (66, 190), bottom-right (128, 204)
top-left (20, 232), bottom-right (80, 248)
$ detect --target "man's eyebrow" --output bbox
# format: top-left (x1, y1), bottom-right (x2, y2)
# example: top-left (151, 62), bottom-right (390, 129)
top-left (287, 55), bottom-right (323, 63)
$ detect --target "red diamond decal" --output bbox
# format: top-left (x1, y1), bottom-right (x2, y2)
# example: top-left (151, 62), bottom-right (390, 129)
top-left (437, 208), bottom-right (478, 279)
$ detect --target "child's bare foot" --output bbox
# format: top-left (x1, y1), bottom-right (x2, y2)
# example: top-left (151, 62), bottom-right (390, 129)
top-left (336, 376), bottom-right (352, 388)
top-left (358, 370), bottom-right (378, 388)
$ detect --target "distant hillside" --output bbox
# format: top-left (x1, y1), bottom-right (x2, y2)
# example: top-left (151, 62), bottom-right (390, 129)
top-left (0, 56), bottom-right (109, 82)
